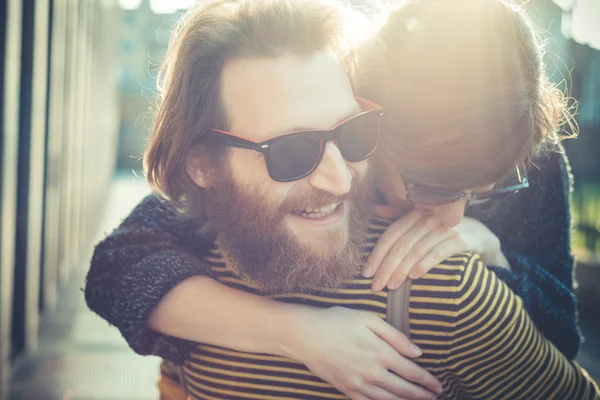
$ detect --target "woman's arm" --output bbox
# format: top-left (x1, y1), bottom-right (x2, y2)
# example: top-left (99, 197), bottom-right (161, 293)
top-left (86, 194), bottom-right (311, 361)
top-left (154, 276), bottom-right (443, 399)
top-left (86, 194), bottom-right (442, 398)
top-left (472, 147), bottom-right (580, 359)
top-left (413, 253), bottom-right (598, 399)
top-left (85, 194), bottom-right (215, 363)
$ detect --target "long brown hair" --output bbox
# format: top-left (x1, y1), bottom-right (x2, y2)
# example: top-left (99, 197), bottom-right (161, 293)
top-left (358, 0), bottom-right (577, 190)
top-left (144, 0), bottom-right (367, 213)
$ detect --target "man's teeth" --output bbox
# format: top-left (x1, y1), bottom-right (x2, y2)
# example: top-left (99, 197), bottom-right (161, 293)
top-left (296, 202), bottom-right (341, 218)
top-left (304, 203), bottom-right (338, 213)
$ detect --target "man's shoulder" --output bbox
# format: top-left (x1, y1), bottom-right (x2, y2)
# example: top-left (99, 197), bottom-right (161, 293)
top-left (365, 216), bottom-right (393, 239)
top-left (415, 252), bottom-right (488, 298)
top-left (430, 251), bottom-right (482, 276)
top-left (367, 216), bottom-right (393, 230)
top-left (410, 252), bottom-right (514, 335)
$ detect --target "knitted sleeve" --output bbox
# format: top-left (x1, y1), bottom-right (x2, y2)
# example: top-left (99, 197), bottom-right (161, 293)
top-left (469, 145), bottom-right (580, 359)
top-left (84, 194), bottom-right (214, 364)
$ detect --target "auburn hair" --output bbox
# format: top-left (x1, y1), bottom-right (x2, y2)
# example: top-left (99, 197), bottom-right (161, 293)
top-left (358, 0), bottom-right (577, 189)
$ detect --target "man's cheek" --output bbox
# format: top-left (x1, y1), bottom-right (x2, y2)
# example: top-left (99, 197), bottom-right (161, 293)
top-left (351, 160), bottom-right (369, 183)
top-left (226, 151), bottom-right (259, 184)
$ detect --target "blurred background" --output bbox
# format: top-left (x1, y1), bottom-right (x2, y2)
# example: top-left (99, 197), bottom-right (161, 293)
top-left (1, 0), bottom-right (599, 399)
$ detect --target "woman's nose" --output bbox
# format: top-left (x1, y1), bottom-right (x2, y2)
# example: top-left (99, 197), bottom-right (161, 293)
top-left (421, 200), bottom-right (468, 227)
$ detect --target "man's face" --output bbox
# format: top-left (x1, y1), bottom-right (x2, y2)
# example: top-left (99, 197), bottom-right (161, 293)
top-left (201, 51), bottom-right (374, 293)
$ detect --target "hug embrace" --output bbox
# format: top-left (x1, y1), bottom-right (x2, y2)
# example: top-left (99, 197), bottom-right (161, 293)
top-left (85, 0), bottom-right (599, 399)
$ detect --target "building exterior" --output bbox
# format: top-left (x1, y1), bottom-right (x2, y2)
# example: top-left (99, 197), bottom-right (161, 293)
top-left (525, 0), bottom-right (600, 180)
top-left (1, 1), bottom-right (121, 396)
top-left (117, 0), bottom-right (183, 170)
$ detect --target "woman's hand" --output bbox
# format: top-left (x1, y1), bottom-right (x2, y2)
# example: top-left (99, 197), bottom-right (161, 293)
top-left (283, 306), bottom-right (443, 400)
top-left (452, 216), bottom-right (511, 269)
top-left (365, 209), bottom-right (509, 291)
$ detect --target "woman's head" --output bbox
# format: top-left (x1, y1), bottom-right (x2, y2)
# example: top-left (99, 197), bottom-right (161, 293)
top-left (357, 0), bottom-right (574, 226)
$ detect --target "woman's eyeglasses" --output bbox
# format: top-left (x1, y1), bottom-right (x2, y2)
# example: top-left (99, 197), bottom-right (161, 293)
top-left (208, 97), bottom-right (383, 182)
top-left (404, 165), bottom-right (529, 206)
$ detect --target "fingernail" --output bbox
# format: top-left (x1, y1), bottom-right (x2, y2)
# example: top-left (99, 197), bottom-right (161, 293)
top-left (388, 278), bottom-right (401, 290)
top-left (435, 381), bottom-right (444, 394)
top-left (372, 277), bottom-right (384, 292)
top-left (409, 344), bottom-right (422, 357)
top-left (363, 265), bottom-right (374, 277)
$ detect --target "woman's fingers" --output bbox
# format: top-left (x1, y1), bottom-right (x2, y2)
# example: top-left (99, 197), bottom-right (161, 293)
top-left (372, 215), bottom-right (441, 291)
top-left (357, 379), bottom-right (434, 400)
top-left (297, 307), bottom-right (444, 400)
top-left (339, 357), bottom-right (443, 398)
top-left (348, 393), bottom-right (374, 400)
top-left (368, 314), bottom-right (422, 358)
top-left (369, 317), bottom-right (443, 395)
top-left (408, 234), bottom-right (467, 280)
top-left (365, 210), bottom-right (423, 278)
top-left (385, 352), bottom-right (443, 397)
top-left (388, 228), bottom-right (458, 288)
top-left (352, 383), bottom-right (405, 400)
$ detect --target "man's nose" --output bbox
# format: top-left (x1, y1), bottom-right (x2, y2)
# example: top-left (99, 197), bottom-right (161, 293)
top-left (307, 141), bottom-right (352, 197)
top-left (422, 200), bottom-right (468, 228)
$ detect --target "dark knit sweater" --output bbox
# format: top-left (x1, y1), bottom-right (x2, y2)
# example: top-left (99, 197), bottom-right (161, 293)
top-left (84, 146), bottom-right (581, 364)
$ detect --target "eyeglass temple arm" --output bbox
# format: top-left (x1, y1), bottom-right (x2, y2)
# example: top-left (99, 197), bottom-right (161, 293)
top-left (482, 165), bottom-right (530, 194)
top-left (482, 180), bottom-right (529, 196)
top-left (209, 130), bottom-right (266, 152)
top-left (470, 169), bottom-right (529, 198)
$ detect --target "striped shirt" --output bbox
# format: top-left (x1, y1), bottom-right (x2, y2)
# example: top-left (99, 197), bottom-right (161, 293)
top-left (174, 218), bottom-right (599, 400)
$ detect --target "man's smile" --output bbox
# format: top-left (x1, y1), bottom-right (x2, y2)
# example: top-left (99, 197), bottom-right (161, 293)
top-left (288, 201), bottom-right (346, 228)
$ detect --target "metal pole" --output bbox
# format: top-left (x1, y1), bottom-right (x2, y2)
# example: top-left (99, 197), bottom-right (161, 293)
top-left (0, 1), bottom-right (23, 397)
top-left (43, 0), bottom-right (68, 312)
top-left (23, 0), bottom-right (51, 353)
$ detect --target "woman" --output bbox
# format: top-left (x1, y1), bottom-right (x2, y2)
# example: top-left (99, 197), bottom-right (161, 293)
top-left (85, 0), bottom-right (582, 398)
top-left (359, 0), bottom-right (579, 359)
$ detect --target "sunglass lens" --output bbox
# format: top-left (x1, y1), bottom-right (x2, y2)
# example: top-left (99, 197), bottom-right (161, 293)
top-left (337, 112), bottom-right (380, 162)
top-left (266, 134), bottom-right (322, 181)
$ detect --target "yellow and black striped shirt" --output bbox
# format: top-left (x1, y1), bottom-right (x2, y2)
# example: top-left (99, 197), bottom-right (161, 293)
top-left (170, 218), bottom-right (599, 400)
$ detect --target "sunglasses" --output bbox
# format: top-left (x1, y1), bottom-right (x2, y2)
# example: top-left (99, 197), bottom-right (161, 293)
top-left (209, 97), bottom-right (383, 182)
top-left (404, 164), bottom-right (529, 206)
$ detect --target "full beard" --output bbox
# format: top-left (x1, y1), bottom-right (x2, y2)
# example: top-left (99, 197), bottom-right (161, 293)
top-left (203, 168), bottom-right (375, 294)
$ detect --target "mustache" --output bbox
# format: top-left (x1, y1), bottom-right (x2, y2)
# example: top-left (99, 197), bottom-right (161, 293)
top-left (283, 191), bottom-right (346, 212)
top-left (281, 171), bottom-right (372, 213)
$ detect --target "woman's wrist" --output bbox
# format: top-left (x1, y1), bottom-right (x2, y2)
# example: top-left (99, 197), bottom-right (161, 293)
top-left (148, 276), bottom-right (319, 357)
top-left (270, 303), bottom-right (317, 361)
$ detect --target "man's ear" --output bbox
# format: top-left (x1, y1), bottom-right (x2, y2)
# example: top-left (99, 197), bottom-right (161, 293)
top-left (186, 145), bottom-right (214, 188)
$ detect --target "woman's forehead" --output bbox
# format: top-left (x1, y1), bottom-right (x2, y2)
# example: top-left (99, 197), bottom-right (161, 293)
top-left (394, 150), bottom-right (519, 190)
top-left (381, 120), bottom-right (526, 188)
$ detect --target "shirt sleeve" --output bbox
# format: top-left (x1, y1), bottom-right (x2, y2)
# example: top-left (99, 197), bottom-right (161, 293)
top-left (468, 146), bottom-right (580, 359)
top-left (84, 194), bottom-right (214, 364)
top-left (412, 252), bottom-right (599, 399)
